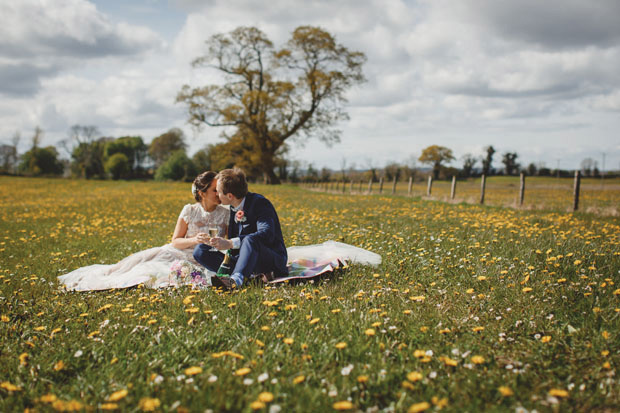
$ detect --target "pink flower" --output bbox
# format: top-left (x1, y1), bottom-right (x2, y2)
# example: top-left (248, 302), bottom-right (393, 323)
top-left (235, 210), bottom-right (246, 223)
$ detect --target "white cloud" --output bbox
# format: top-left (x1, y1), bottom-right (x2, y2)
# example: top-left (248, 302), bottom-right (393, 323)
top-left (0, 0), bottom-right (618, 171)
top-left (0, 0), bottom-right (163, 96)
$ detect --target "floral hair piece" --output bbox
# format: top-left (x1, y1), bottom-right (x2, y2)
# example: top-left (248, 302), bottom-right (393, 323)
top-left (191, 183), bottom-right (198, 198)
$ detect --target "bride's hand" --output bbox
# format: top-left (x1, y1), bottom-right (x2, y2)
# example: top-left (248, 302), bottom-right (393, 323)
top-left (196, 232), bottom-right (210, 244)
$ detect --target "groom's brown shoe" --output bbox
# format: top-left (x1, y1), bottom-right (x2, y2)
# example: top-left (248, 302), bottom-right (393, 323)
top-left (212, 275), bottom-right (236, 291)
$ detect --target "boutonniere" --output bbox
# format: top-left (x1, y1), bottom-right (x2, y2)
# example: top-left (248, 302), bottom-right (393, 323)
top-left (235, 210), bottom-right (247, 223)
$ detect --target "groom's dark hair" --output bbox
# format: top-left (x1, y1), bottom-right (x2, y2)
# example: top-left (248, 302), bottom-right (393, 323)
top-left (216, 168), bottom-right (248, 199)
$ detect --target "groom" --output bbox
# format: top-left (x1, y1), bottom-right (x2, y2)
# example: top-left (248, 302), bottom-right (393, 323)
top-left (193, 168), bottom-right (288, 290)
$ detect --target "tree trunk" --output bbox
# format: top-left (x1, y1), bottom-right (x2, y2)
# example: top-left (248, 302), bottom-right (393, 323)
top-left (264, 168), bottom-right (281, 184)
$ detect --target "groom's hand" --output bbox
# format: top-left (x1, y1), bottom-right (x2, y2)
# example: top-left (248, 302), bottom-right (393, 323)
top-left (209, 237), bottom-right (233, 251)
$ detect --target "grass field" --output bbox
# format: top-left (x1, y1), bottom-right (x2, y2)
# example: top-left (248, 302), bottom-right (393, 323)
top-left (307, 176), bottom-right (620, 216)
top-left (1, 176), bottom-right (619, 412)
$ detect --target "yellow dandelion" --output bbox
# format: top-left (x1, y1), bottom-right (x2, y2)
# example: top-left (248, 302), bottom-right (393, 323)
top-left (364, 328), bottom-right (376, 336)
top-left (106, 389), bottom-right (128, 402)
top-left (100, 403), bottom-right (119, 410)
top-left (471, 356), bottom-right (485, 364)
top-left (402, 380), bottom-right (415, 390)
top-left (406, 372), bottom-right (423, 382)
top-left (293, 375), bottom-right (305, 384)
top-left (431, 397), bottom-right (448, 408)
top-left (258, 392), bottom-right (274, 403)
top-left (440, 356), bottom-right (458, 366)
top-left (250, 401), bottom-right (266, 410)
top-left (0, 382), bottom-right (21, 392)
top-left (53, 360), bottom-right (65, 371)
top-left (472, 326), bottom-right (485, 332)
top-left (522, 287), bottom-right (533, 293)
top-left (97, 304), bottom-right (113, 312)
top-left (498, 386), bottom-right (514, 397)
top-left (335, 342), bottom-right (347, 349)
top-left (19, 352), bottom-right (28, 366)
top-left (541, 336), bottom-right (551, 343)
top-left (283, 338), bottom-right (294, 345)
top-left (407, 401), bottom-right (431, 413)
top-left (139, 397), bottom-right (161, 411)
top-left (309, 318), bottom-right (321, 325)
top-left (185, 366), bottom-right (202, 376)
top-left (333, 401), bottom-right (354, 410)
top-left (548, 389), bottom-right (569, 398)
top-left (357, 375), bottom-right (369, 383)
top-left (235, 367), bottom-right (251, 376)
top-left (602, 331), bottom-right (610, 339)
top-left (37, 394), bottom-right (57, 403)
top-left (1, 315), bottom-right (9, 322)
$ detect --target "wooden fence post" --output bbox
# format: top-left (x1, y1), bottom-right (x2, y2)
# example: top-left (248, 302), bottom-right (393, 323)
top-left (480, 174), bottom-right (486, 204)
top-left (427, 176), bottom-right (433, 196)
top-left (450, 176), bottom-right (456, 200)
top-left (519, 173), bottom-right (525, 206)
top-left (368, 179), bottom-right (373, 193)
top-left (342, 180), bottom-right (346, 193)
top-left (349, 180), bottom-right (353, 193)
top-left (408, 176), bottom-right (413, 196)
top-left (358, 180), bottom-right (363, 193)
top-left (573, 170), bottom-right (581, 211)
top-left (391, 176), bottom-right (397, 195)
top-left (379, 177), bottom-right (384, 194)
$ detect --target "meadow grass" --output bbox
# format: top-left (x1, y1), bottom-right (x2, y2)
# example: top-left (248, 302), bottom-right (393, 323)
top-left (1, 176), bottom-right (618, 412)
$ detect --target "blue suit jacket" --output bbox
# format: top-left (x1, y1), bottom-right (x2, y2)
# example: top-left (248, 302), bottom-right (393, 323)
top-left (228, 192), bottom-right (288, 275)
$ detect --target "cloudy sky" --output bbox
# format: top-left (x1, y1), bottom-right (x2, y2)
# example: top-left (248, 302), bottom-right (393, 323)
top-left (1, 0), bottom-right (619, 171)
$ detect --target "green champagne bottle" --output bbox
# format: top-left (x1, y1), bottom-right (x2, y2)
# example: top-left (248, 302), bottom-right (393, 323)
top-left (216, 250), bottom-right (233, 277)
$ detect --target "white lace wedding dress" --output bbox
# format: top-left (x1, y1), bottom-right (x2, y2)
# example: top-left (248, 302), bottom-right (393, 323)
top-left (58, 203), bottom-right (230, 291)
top-left (58, 205), bottom-right (382, 291)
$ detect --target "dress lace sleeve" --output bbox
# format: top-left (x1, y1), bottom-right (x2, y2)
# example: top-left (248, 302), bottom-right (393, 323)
top-left (179, 204), bottom-right (193, 224)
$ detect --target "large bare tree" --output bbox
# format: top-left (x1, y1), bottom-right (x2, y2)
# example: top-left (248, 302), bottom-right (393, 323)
top-left (177, 26), bottom-right (366, 183)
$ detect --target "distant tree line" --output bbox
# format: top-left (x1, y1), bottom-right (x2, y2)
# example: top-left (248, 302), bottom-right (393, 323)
top-left (1, 125), bottom-right (209, 181)
top-left (0, 127), bottom-right (612, 182)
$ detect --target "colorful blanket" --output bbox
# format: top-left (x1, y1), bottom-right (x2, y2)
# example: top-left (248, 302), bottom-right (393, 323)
top-left (268, 258), bottom-right (349, 284)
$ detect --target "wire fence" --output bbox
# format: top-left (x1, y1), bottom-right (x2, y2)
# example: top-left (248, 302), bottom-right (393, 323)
top-left (298, 173), bottom-right (620, 216)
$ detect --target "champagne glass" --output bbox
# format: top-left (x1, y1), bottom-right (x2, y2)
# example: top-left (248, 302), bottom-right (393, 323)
top-left (205, 218), bottom-right (221, 251)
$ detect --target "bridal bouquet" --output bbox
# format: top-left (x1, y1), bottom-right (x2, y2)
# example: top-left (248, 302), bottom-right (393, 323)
top-left (169, 260), bottom-right (211, 288)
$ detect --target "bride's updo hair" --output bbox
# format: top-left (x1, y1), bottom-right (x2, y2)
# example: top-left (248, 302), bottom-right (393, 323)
top-left (192, 171), bottom-right (217, 202)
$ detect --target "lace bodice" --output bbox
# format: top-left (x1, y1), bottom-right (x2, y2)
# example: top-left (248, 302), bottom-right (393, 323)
top-left (179, 203), bottom-right (230, 239)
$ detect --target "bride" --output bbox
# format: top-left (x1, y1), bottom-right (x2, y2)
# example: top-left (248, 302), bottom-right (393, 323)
top-left (58, 171), bottom-right (229, 291)
top-left (58, 172), bottom-right (381, 291)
